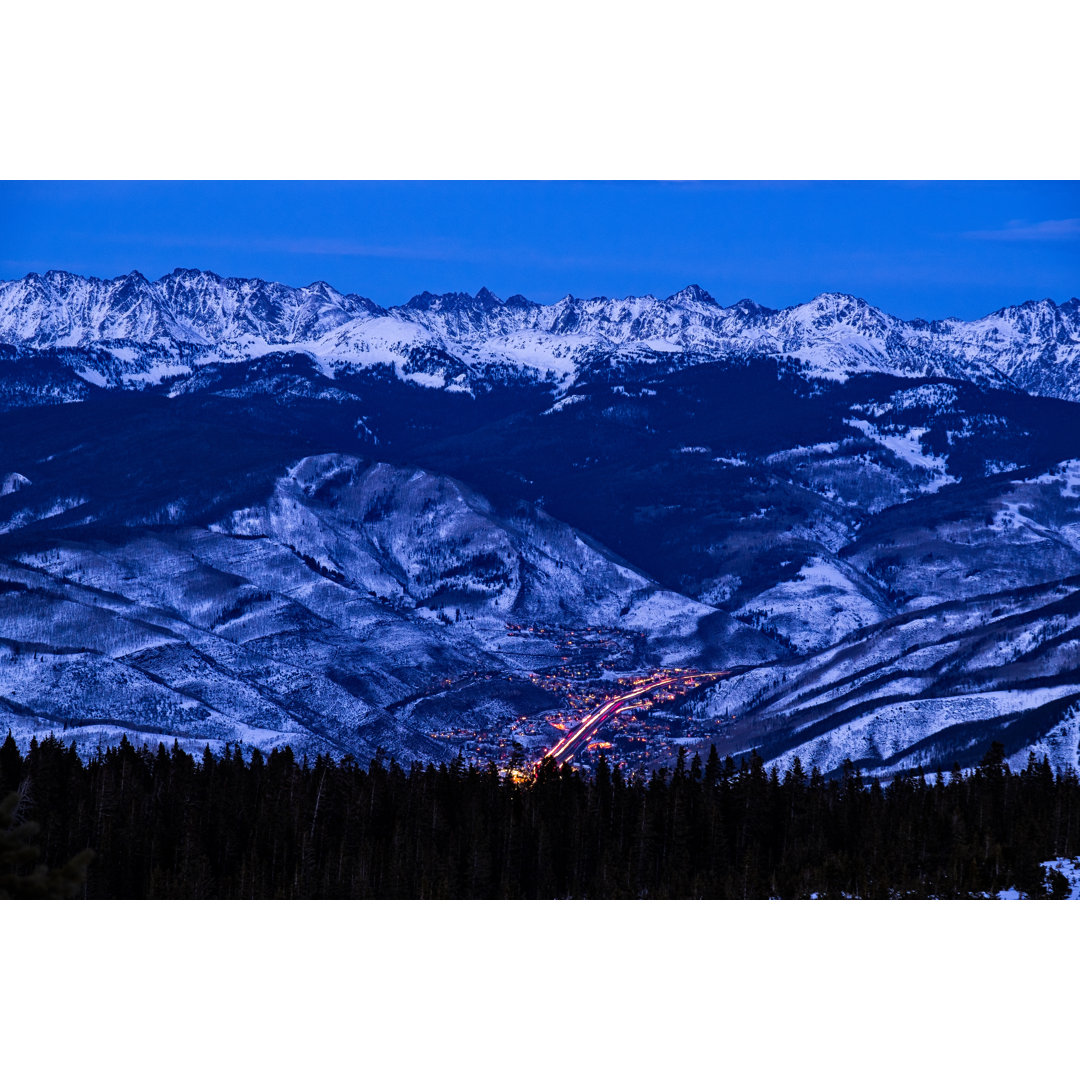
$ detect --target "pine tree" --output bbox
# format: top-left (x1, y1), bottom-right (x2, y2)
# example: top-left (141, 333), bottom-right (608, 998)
top-left (704, 745), bottom-right (721, 787)
top-left (0, 731), bottom-right (21, 795)
top-left (1047, 866), bottom-right (1071, 900)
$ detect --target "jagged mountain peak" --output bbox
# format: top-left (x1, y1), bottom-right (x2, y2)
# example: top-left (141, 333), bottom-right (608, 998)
top-left (985, 296), bottom-right (1072, 320)
top-left (165, 266), bottom-right (223, 283)
top-left (403, 290), bottom-right (481, 312)
top-left (729, 298), bottom-right (775, 317)
top-left (803, 290), bottom-right (876, 311)
top-left (666, 283), bottom-right (718, 306)
top-left (504, 293), bottom-right (536, 310)
top-left (788, 292), bottom-right (894, 337)
top-left (474, 286), bottom-right (502, 307)
top-left (399, 288), bottom-right (515, 320)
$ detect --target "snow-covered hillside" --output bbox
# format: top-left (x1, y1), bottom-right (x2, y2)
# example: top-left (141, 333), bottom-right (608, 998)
top-left (0, 454), bottom-right (774, 760)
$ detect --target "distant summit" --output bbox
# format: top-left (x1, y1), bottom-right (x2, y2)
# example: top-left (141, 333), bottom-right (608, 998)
top-left (666, 284), bottom-right (718, 306)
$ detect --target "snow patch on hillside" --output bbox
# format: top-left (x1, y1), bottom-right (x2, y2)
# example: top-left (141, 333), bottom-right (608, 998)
top-left (772, 684), bottom-right (1080, 778)
top-left (75, 367), bottom-right (110, 388)
top-left (0, 473), bottom-right (31, 497)
top-left (544, 394), bottom-right (586, 414)
top-left (1028, 459), bottom-right (1080, 498)
top-left (735, 557), bottom-right (889, 652)
top-left (845, 417), bottom-right (955, 493)
top-left (999, 858), bottom-right (1080, 900)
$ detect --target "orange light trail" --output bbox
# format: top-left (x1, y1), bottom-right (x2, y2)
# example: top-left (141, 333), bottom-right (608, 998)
top-left (537, 671), bottom-right (729, 766)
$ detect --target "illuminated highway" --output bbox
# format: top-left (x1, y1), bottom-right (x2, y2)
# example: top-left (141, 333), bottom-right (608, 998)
top-left (538, 670), bottom-right (728, 767)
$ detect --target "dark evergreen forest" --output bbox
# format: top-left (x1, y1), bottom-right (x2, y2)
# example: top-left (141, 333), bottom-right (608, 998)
top-left (2, 732), bottom-right (1078, 899)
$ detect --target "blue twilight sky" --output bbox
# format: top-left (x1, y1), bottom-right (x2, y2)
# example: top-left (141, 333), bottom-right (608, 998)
top-left (1, 181), bottom-right (1077, 320)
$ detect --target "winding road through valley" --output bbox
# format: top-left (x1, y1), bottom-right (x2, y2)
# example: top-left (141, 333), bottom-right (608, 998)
top-left (539, 670), bottom-right (729, 766)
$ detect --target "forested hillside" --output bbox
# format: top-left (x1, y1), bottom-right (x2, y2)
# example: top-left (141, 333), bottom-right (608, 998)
top-left (3, 733), bottom-right (1077, 899)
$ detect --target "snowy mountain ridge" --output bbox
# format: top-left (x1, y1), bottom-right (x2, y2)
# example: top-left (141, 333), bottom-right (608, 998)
top-left (1, 269), bottom-right (1079, 398)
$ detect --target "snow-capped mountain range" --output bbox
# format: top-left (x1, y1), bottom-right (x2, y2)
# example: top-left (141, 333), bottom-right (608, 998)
top-left (1, 268), bottom-right (1079, 399)
top-left (5, 266), bottom-right (1080, 778)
